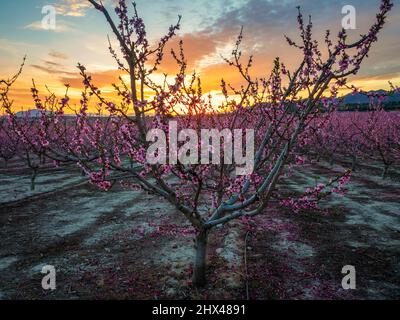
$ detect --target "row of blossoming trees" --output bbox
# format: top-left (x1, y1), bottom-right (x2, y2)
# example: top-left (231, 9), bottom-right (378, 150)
top-left (0, 0), bottom-right (395, 286)
top-left (2, 95), bottom-right (399, 187)
top-left (304, 91), bottom-right (400, 178)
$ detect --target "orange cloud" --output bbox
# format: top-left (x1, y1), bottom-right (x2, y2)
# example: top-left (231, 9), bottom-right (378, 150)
top-left (59, 69), bottom-right (123, 88)
top-left (153, 32), bottom-right (219, 73)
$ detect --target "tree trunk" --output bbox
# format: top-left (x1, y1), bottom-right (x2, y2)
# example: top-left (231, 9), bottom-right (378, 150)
top-left (31, 169), bottom-right (37, 191)
top-left (330, 154), bottom-right (334, 166)
top-left (382, 164), bottom-right (389, 179)
top-left (351, 156), bottom-right (357, 171)
top-left (193, 229), bottom-right (209, 287)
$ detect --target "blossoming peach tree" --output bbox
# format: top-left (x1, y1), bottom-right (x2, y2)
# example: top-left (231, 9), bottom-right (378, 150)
top-left (1, 0), bottom-right (393, 286)
top-left (306, 105), bottom-right (400, 178)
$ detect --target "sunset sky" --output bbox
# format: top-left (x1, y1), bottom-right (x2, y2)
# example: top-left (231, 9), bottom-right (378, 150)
top-left (1, 0), bottom-right (399, 112)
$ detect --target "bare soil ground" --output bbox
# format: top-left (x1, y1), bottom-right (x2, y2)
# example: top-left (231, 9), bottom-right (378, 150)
top-left (0, 160), bottom-right (399, 300)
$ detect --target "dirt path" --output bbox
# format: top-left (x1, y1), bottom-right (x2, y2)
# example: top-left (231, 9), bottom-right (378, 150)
top-left (0, 161), bottom-right (398, 299)
top-left (0, 168), bottom-right (245, 299)
top-left (246, 161), bottom-right (400, 299)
